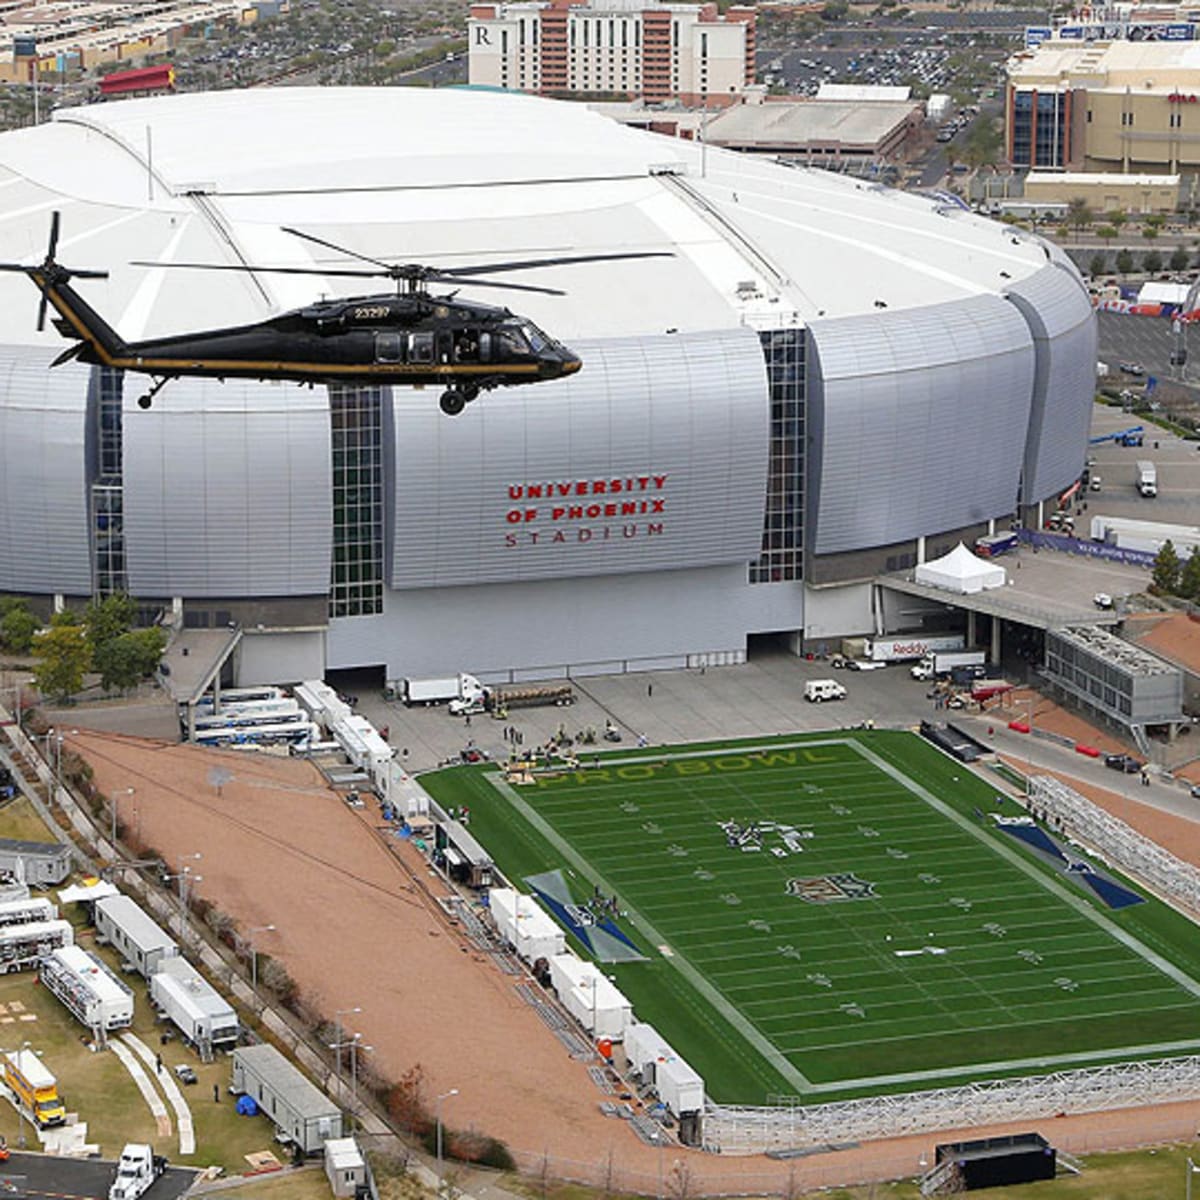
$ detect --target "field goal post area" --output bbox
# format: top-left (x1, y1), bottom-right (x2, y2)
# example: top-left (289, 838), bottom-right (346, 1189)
top-left (475, 736), bottom-right (1200, 1154)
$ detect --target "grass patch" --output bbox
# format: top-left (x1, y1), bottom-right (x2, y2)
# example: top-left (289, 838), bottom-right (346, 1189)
top-left (0, 795), bottom-right (63, 844)
top-left (423, 731), bottom-right (1200, 1104)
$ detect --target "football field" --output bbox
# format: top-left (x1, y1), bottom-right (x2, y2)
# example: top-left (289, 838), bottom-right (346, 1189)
top-left (422, 731), bottom-right (1200, 1104)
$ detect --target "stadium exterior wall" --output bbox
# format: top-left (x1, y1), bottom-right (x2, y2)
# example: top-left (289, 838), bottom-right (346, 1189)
top-left (385, 330), bottom-right (770, 589)
top-left (806, 294), bottom-right (1036, 558)
top-left (326, 563), bottom-right (776, 681)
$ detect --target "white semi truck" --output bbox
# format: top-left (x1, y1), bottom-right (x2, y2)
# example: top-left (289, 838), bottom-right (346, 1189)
top-left (910, 650), bottom-right (986, 680)
top-left (109, 1144), bottom-right (166, 1200)
top-left (1137, 461), bottom-right (1158, 498)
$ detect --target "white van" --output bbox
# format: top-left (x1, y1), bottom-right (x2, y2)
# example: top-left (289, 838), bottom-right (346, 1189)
top-left (804, 679), bottom-right (847, 703)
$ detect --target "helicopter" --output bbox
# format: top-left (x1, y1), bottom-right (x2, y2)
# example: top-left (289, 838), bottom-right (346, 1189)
top-left (0, 213), bottom-right (669, 416)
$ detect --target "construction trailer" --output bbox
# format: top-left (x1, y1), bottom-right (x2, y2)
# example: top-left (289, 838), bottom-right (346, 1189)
top-left (40, 945), bottom-right (134, 1036)
top-left (323, 1137), bottom-right (367, 1197)
top-left (488, 888), bottom-right (565, 964)
top-left (232, 1044), bottom-right (343, 1154)
top-left (93, 895), bottom-right (180, 980)
top-left (0, 838), bottom-right (71, 887)
top-left (0, 897), bottom-right (55, 928)
top-left (294, 681), bottom-right (353, 733)
top-left (548, 954), bottom-right (632, 1039)
top-left (150, 958), bottom-right (238, 1056)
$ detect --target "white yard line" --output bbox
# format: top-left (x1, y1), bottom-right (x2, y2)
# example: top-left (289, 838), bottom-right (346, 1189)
top-left (110, 1038), bottom-right (172, 1137)
top-left (121, 1032), bottom-right (196, 1156)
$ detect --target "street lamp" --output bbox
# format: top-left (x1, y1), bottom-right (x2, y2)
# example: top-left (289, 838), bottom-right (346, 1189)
top-left (333, 1007), bottom-right (362, 1092)
top-left (171, 853), bottom-right (202, 939)
top-left (652, 1130), bottom-right (664, 1200)
top-left (350, 1041), bottom-right (372, 1114)
top-left (436, 1087), bottom-right (459, 1193)
top-left (1187, 1157), bottom-right (1200, 1200)
top-left (246, 924), bottom-right (276, 992)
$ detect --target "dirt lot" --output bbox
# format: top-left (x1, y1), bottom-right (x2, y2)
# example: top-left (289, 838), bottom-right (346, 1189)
top-left (65, 728), bottom-right (1200, 1192)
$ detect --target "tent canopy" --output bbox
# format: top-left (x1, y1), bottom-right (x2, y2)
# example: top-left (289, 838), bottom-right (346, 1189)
top-left (914, 542), bottom-right (1007, 594)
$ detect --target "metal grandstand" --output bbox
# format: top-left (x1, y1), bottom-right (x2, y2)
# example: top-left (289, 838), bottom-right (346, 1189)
top-left (1029, 774), bottom-right (1200, 914)
top-left (703, 1057), bottom-right (1200, 1154)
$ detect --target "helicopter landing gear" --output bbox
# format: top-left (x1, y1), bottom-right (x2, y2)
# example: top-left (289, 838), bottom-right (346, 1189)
top-left (439, 389), bottom-right (466, 417)
top-left (461, 382), bottom-right (480, 403)
top-left (136, 377), bottom-right (170, 409)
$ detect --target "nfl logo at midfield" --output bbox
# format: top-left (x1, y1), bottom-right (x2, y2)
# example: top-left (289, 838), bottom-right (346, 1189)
top-left (786, 873), bottom-right (878, 904)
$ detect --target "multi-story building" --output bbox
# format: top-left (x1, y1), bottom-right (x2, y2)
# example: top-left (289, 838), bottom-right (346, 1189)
top-left (1008, 34), bottom-right (1200, 176)
top-left (467, 0), bottom-right (754, 105)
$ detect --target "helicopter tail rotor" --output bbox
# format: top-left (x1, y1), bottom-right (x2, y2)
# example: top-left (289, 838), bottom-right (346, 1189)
top-left (0, 210), bottom-right (109, 334)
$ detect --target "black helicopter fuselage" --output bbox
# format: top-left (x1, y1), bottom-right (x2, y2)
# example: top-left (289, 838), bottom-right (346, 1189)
top-left (51, 281), bottom-right (580, 389)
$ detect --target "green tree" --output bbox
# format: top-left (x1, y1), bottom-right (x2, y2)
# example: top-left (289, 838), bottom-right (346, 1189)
top-left (1096, 224), bottom-right (1118, 246)
top-left (1142, 223), bottom-right (1160, 242)
top-left (1171, 245), bottom-right (1190, 272)
top-left (85, 593), bottom-right (137, 652)
top-left (1067, 197), bottom-right (1094, 239)
top-left (1108, 210), bottom-right (1127, 234)
top-left (1143, 249), bottom-right (1164, 274)
top-left (0, 607), bottom-right (39, 655)
top-left (1088, 253), bottom-right (1107, 277)
top-left (49, 608), bottom-right (80, 627)
top-left (1179, 549), bottom-right (1200, 601)
top-left (33, 624), bottom-right (90, 702)
top-left (91, 628), bottom-right (163, 692)
top-left (1116, 248), bottom-right (1134, 274)
top-left (1153, 539), bottom-right (1182, 594)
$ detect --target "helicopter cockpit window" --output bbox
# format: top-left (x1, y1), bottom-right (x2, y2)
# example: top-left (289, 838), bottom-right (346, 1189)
top-left (496, 327), bottom-right (530, 358)
top-left (522, 324), bottom-right (548, 354)
top-left (375, 333), bottom-right (403, 364)
top-left (409, 332), bottom-right (434, 364)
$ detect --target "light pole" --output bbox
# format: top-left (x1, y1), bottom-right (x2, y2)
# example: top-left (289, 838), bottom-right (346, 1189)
top-left (350, 1041), bottom-right (372, 1114)
top-left (1188, 1157), bottom-right (1200, 1200)
top-left (333, 1006), bottom-right (362, 1092)
top-left (173, 853), bottom-right (201, 939)
top-left (246, 924), bottom-right (275, 992)
top-left (652, 1130), bottom-right (664, 1200)
top-left (436, 1087), bottom-right (459, 1194)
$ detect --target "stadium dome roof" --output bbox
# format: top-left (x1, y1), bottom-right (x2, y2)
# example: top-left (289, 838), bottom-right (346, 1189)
top-left (0, 87), bottom-right (1065, 349)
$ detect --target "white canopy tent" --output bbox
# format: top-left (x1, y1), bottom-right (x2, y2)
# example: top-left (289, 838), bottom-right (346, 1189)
top-left (914, 542), bottom-right (1006, 594)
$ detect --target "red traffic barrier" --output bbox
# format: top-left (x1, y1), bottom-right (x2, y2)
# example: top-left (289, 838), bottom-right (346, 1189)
top-left (1075, 743), bottom-right (1101, 758)
top-left (1008, 720), bottom-right (1031, 734)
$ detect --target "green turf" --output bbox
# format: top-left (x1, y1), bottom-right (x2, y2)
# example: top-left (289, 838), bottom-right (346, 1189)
top-left (421, 731), bottom-right (1200, 1105)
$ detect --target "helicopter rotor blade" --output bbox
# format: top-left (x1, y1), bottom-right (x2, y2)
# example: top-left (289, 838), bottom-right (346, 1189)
top-left (49, 343), bottom-right (83, 368)
top-left (435, 250), bottom-right (673, 279)
top-left (130, 260), bottom-right (391, 280)
top-left (425, 273), bottom-right (565, 296)
top-left (280, 227), bottom-right (396, 272)
top-left (46, 210), bottom-right (60, 263)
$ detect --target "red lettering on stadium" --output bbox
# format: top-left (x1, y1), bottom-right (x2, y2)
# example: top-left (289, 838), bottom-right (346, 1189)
top-left (504, 471), bottom-right (671, 549)
top-left (1169, 92), bottom-right (1199, 103)
top-left (508, 474), bottom-right (668, 500)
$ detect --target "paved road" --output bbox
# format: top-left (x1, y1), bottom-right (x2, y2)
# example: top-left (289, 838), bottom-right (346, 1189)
top-left (3, 1153), bottom-right (193, 1200)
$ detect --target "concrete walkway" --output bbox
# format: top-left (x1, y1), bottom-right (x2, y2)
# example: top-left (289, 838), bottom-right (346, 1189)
top-left (122, 1032), bottom-right (196, 1156)
top-left (110, 1038), bottom-right (172, 1138)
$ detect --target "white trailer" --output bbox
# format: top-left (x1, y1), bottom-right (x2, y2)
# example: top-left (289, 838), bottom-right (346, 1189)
top-left (232, 1044), bottom-right (343, 1154)
top-left (150, 957), bottom-right (238, 1052)
top-left (195, 686), bottom-right (286, 712)
top-left (866, 634), bottom-right (965, 663)
top-left (400, 674), bottom-right (484, 706)
top-left (331, 714), bottom-right (393, 793)
top-left (489, 888), bottom-right (565, 964)
top-left (194, 720), bottom-right (320, 748)
top-left (40, 944), bottom-right (134, 1034)
top-left (94, 895), bottom-right (179, 980)
top-left (548, 954), bottom-right (631, 1039)
top-left (1090, 514), bottom-right (1200, 557)
top-left (1137, 460), bottom-right (1158, 498)
top-left (656, 1053), bottom-right (705, 1119)
top-left (191, 702), bottom-right (302, 731)
top-left (294, 681), bottom-right (353, 732)
top-left (0, 897), bottom-right (55, 928)
top-left (0, 918), bottom-right (73, 973)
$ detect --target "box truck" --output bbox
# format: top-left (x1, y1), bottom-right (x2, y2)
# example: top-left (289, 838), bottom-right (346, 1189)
top-left (400, 674), bottom-right (484, 706)
top-left (804, 680), bottom-right (847, 702)
top-left (866, 634), bottom-right (965, 663)
top-left (3, 1049), bottom-right (65, 1127)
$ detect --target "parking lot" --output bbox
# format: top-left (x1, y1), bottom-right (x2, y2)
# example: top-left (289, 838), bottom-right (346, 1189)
top-left (3, 1152), bottom-right (193, 1200)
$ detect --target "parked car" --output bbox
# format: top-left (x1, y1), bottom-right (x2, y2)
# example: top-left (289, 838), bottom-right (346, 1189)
top-left (1094, 593), bottom-right (1114, 609)
top-left (1104, 753), bottom-right (1141, 773)
top-left (1118, 361), bottom-right (1145, 376)
top-left (174, 1065), bottom-right (197, 1085)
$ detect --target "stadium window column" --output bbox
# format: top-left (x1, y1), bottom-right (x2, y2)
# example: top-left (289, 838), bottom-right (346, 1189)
top-left (89, 366), bottom-right (128, 596)
top-left (329, 385), bottom-right (385, 619)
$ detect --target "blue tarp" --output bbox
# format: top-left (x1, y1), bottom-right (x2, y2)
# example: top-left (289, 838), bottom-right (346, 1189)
top-left (235, 1095), bottom-right (259, 1116)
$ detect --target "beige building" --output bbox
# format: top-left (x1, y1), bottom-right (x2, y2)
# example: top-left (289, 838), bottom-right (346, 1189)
top-left (1008, 38), bottom-right (1200, 181)
top-left (1023, 169), bottom-right (1182, 211)
top-left (467, 0), bottom-right (754, 104)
